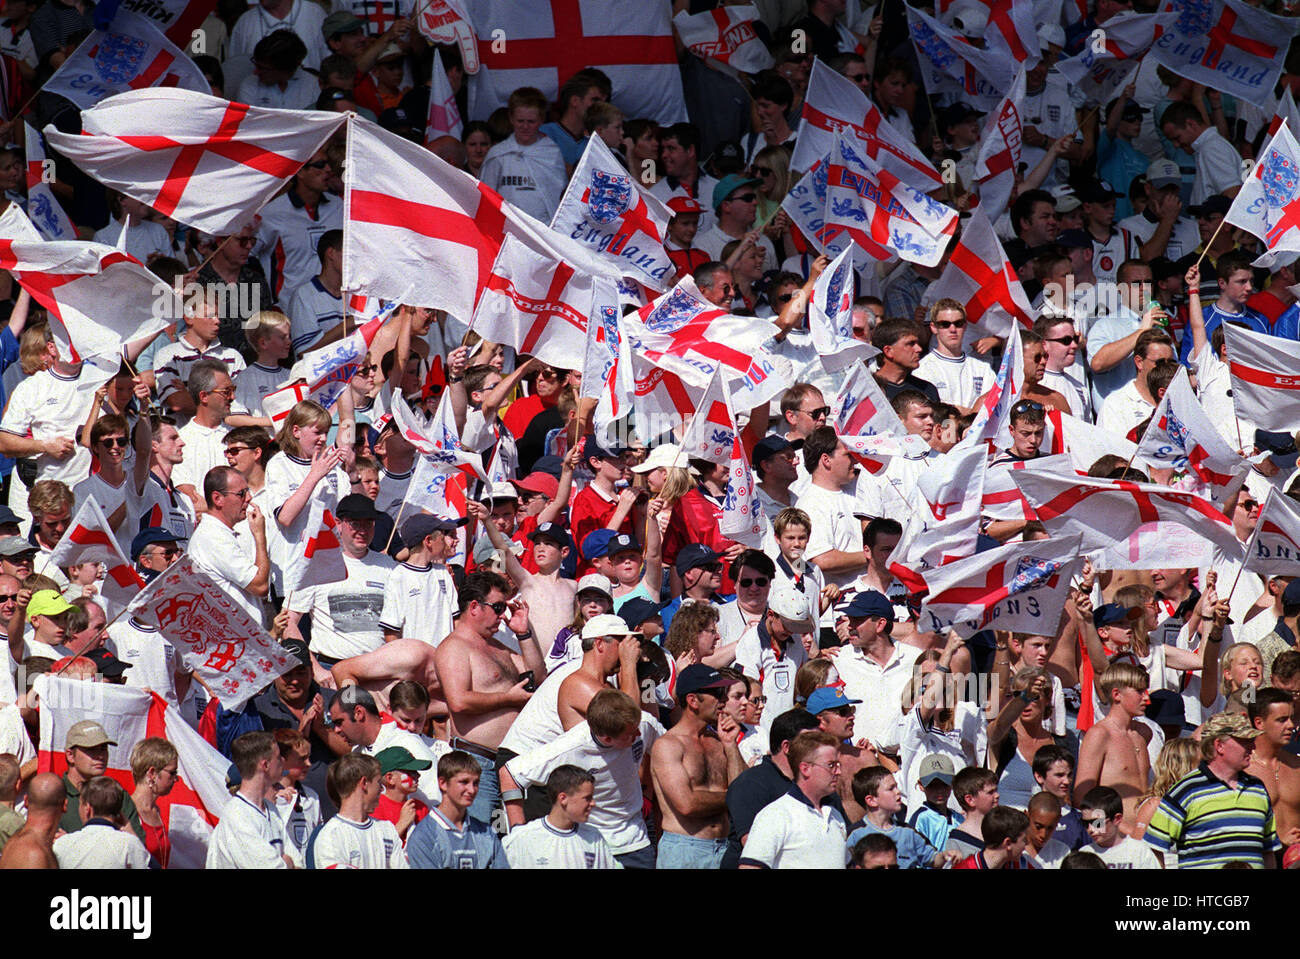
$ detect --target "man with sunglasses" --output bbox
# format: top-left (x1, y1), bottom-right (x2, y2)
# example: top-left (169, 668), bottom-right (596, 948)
top-left (718, 550), bottom-right (776, 651)
top-left (253, 146), bottom-right (344, 300)
top-left (695, 175), bottom-right (777, 274)
top-left (171, 360), bottom-right (239, 510)
top-left (916, 300), bottom-right (990, 414)
top-left (72, 412), bottom-right (155, 558)
top-left (1034, 315), bottom-right (1092, 420)
top-left (189, 466), bottom-right (271, 627)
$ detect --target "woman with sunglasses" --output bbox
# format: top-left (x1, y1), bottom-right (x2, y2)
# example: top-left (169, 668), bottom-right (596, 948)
top-left (751, 145), bottom-right (791, 231)
top-left (720, 236), bottom-right (765, 314)
top-left (73, 411), bottom-right (154, 559)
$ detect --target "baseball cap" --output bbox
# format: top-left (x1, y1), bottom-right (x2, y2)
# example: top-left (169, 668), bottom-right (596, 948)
top-left (528, 521), bottom-right (572, 550)
top-left (375, 746), bottom-right (432, 775)
top-left (402, 513), bottom-right (466, 546)
top-left (531, 455), bottom-right (564, 479)
top-left (1051, 185), bottom-right (1081, 214)
top-left (709, 141), bottom-right (745, 175)
top-left (667, 195), bottom-right (704, 216)
top-left (27, 589), bottom-right (74, 621)
top-left (576, 573), bottom-right (613, 600)
top-left (336, 494), bottom-right (385, 521)
top-left (582, 528), bottom-right (619, 560)
top-left (66, 719), bottom-right (116, 749)
top-left (752, 434), bottom-right (798, 465)
top-left (1054, 228), bottom-right (1094, 250)
top-left (1146, 157), bottom-right (1182, 190)
top-left (1149, 255), bottom-right (1184, 285)
top-left (805, 685), bottom-right (862, 715)
top-left (675, 543), bottom-right (723, 576)
top-left (843, 590), bottom-right (895, 621)
top-left (280, 638), bottom-right (311, 666)
top-left (580, 613), bottom-right (639, 641)
top-left (1093, 602), bottom-right (1141, 628)
top-left (1144, 689), bottom-right (1186, 727)
top-left (582, 434), bottom-right (623, 463)
top-left (130, 526), bottom-right (183, 560)
top-left (631, 443), bottom-right (686, 473)
top-left (917, 753), bottom-right (957, 785)
top-left (1189, 195), bottom-right (1231, 218)
top-left (1201, 711), bottom-right (1264, 742)
top-left (618, 597), bottom-right (666, 630)
top-left (605, 532), bottom-right (641, 557)
top-left (512, 472), bottom-right (559, 499)
top-left (321, 10), bottom-right (365, 39)
top-left (939, 102), bottom-right (984, 130)
top-left (86, 647), bottom-right (131, 677)
top-left (676, 664), bottom-right (733, 698)
top-left (481, 481), bottom-right (519, 503)
top-left (1107, 99), bottom-right (1146, 124)
top-left (949, 1), bottom-right (989, 36)
top-left (768, 581), bottom-right (814, 630)
top-left (1283, 579), bottom-right (1300, 607)
top-left (0, 535), bottom-right (37, 558)
top-left (712, 173), bottom-right (761, 212)
top-left (376, 42), bottom-right (404, 63)
top-left (0, 506), bottom-right (19, 528)
top-left (1255, 429), bottom-right (1300, 471)
top-left (1078, 179), bottom-right (1122, 204)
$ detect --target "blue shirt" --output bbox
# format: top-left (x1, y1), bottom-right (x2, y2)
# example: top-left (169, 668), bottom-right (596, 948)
top-left (0, 326), bottom-right (19, 475)
top-left (1269, 303), bottom-right (1300, 342)
top-left (847, 818), bottom-right (939, 869)
top-left (1097, 133), bottom-right (1148, 221)
top-left (406, 808), bottom-right (509, 869)
top-left (539, 122), bottom-right (587, 166)
top-left (1180, 302), bottom-right (1269, 365)
top-left (908, 802), bottom-right (961, 852)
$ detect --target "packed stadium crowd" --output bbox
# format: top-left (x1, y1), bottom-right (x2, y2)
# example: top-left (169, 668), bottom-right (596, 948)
top-left (0, 0), bottom-right (1298, 873)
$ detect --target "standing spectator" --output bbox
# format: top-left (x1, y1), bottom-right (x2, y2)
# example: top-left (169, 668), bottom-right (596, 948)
top-left (406, 751), bottom-right (509, 868)
top-left (305, 754), bottom-right (408, 869)
top-left (187, 466), bottom-right (271, 626)
top-left (649, 123), bottom-right (722, 233)
top-left (739, 729), bottom-right (848, 868)
top-left (1159, 101), bottom-right (1243, 206)
top-left (501, 765), bottom-right (618, 868)
top-left (51, 777), bottom-right (151, 869)
top-left (206, 731), bottom-right (292, 869)
top-left (541, 73), bottom-right (604, 167)
top-left (128, 737), bottom-right (179, 869)
top-left (479, 87), bottom-right (567, 223)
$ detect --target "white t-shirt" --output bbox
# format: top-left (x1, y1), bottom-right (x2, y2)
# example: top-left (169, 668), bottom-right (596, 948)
top-left (235, 70), bottom-right (318, 110)
top-left (263, 451), bottom-right (351, 592)
top-left (106, 618), bottom-right (181, 709)
top-left (306, 814), bottom-right (409, 869)
top-left (835, 642), bottom-right (924, 754)
top-left (1097, 379), bottom-right (1153, 438)
top-left (378, 562), bottom-right (457, 646)
top-left (234, 362), bottom-right (290, 420)
top-left (479, 134), bottom-right (568, 223)
top-left (916, 350), bottom-right (993, 410)
top-left (693, 225), bottom-right (778, 274)
top-left (286, 277), bottom-right (345, 353)
top-left (796, 482), bottom-right (865, 594)
top-left (1117, 212), bottom-right (1201, 264)
top-left (206, 793), bottom-right (289, 869)
top-left (72, 470), bottom-right (162, 560)
top-left (92, 218), bottom-right (173, 264)
top-left (0, 702), bottom-right (34, 766)
top-left (502, 818), bottom-right (620, 869)
top-left (152, 339), bottom-right (247, 411)
top-left (375, 466), bottom-right (414, 517)
top-left (1087, 834), bottom-right (1163, 869)
top-left (499, 659), bottom-right (581, 757)
top-left (1190, 127), bottom-right (1243, 205)
top-left (273, 783), bottom-right (323, 867)
top-left (53, 821), bottom-right (152, 869)
top-left (0, 367), bottom-right (96, 492)
top-left (740, 790), bottom-right (849, 869)
top-left (171, 419), bottom-right (231, 494)
top-left (289, 549), bottom-right (395, 661)
top-left (187, 514), bottom-right (265, 626)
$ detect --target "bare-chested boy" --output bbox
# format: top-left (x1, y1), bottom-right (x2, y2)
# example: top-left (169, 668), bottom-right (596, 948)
top-left (649, 664), bottom-right (745, 869)
top-left (0, 772), bottom-right (63, 869)
top-left (557, 613), bottom-right (642, 730)
top-left (1247, 687), bottom-right (1300, 844)
top-left (1075, 662), bottom-right (1152, 827)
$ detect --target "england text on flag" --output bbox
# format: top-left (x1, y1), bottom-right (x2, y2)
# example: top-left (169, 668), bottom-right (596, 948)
top-left (1244, 487), bottom-right (1300, 576)
top-left (1223, 322), bottom-right (1300, 430)
top-left (673, 5), bottom-right (773, 76)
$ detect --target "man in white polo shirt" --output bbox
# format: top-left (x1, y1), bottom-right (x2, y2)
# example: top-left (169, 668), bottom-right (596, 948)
top-left (187, 466), bottom-right (270, 626)
top-left (795, 426), bottom-right (871, 630)
top-left (832, 590), bottom-right (923, 759)
top-left (733, 582), bottom-right (814, 741)
top-left (739, 729), bottom-right (848, 868)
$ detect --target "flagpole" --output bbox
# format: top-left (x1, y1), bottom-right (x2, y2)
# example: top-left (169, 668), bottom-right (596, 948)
top-left (1193, 218), bottom-right (1230, 272)
top-left (384, 497), bottom-right (411, 554)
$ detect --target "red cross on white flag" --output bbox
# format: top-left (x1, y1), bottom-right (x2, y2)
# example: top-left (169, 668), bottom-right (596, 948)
top-left (425, 48), bottom-right (463, 144)
top-left (22, 122), bottom-right (75, 241)
top-left (973, 67), bottom-right (1026, 224)
top-left (1223, 321), bottom-right (1300, 430)
top-left (830, 362), bottom-right (905, 437)
top-left (893, 443), bottom-right (987, 570)
top-left (673, 5), bottom-right (774, 77)
top-left (1225, 119), bottom-right (1300, 257)
top-left (681, 370), bottom-right (739, 465)
top-left (46, 495), bottom-right (146, 614)
top-left (282, 504), bottom-right (348, 595)
top-left (44, 89), bottom-right (347, 236)
top-left (1054, 11), bottom-right (1162, 106)
top-left (925, 207), bottom-right (1034, 341)
top-left (809, 244), bottom-right (879, 373)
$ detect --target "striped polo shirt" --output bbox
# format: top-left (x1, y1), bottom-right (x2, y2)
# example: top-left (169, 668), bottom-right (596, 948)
top-left (1143, 762), bottom-right (1282, 869)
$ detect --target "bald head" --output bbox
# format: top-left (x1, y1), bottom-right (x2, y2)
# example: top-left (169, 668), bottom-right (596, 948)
top-left (1028, 791), bottom-right (1062, 816)
top-left (430, 135), bottom-right (467, 169)
top-left (26, 772), bottom-right (66, 812)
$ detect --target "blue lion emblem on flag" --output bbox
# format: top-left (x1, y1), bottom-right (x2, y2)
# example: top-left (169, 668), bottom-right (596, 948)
top-left (1174, 0), bottom-right (1214, 36)
top-left (811, 161), bottom-right (829, 201)
top-left (708, 427), bottom-right (735, 446)
top-left (587, 169), bottom-right (632, 225)
top-left (1260, 149), bottom-right (1299, 209)
top-left (29, 194), bottom-right (60, 236)
top-left (914, 22), bottom-right (958, 70)
top-left (1009, 556), bottom-right (1064, 594)
top-left (600, 305), bottom-right (619, 358)
top-left (94, 31), bottom-right (148, 85)
top-left (646, 289), bottom-right (698, 333)
top-left (1164, 406), bottom-right (1191, 449)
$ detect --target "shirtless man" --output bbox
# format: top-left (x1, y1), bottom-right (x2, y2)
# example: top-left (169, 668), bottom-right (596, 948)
top-left (1247, 687), bottom-right (1300, 844)
top-left (468, 501), bottom-right (575, 656)
top-left (433, 570), bottom-right (546, 829)
top-left (1075, 662), bottom-right (1152, 827)
top-left (332, 638), bottom-right (445, 716)
top-left (556, 613), bottom-right (642, 730)
top-left (649, 664), bottom-right (745, 869)
top-left (0, 772), bottom-right (64, 868)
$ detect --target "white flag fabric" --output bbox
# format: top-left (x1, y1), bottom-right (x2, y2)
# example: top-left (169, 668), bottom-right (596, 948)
top-left (907, 5), bottom-right (1009, 108)
top-left (961, 322), bottom-right (1024, 449)
top-left (841, 431), bottom-right (932, 475)
top-left (790, 58), bottom-right (942, 188)
top-left (824, 133), bottom-right (957, 267)
top-left (895, 443), bottom-right (987, 569)
top-left (415, 0), bottom-right (480, 73)
top-left (681, 370), bottom-right (738, 465)
top-left (262, 380), bottom-right (310, 428)
top-left (1054, 11), bottom-right (1159, 106)
top-left (720, 437), bottom-right (765, 547)
top-left (1149, 0), bottom-right (1299, 107)
top-left (550, 135), bottom-right (675, 290)
top-left (781, 159), bottom-right (872, 270)
top-left (23, 122), bottom-right (75, 240)
top-left (41, 9), bottom-right (209, 111)
top-left (281, 504), bottom-right (348, 596)
top-left (426, 48), bottom-right (464, 143)
top-left (397, 390), bottom-right (489, 482)
top-left (1223, 322), bottom-right (1300, 430)
top-left (46, 496), bottom-right (145, 613)
top-left (891, 534), bottom-right (1085, 637)
top-left (288, 308), bottom-right (389, 410)
top-left (0, 206), bottom-right (173, 362)
top-left (831, 361), bottom-right (906, 437)
top-left (673, 6), bottom-right (773, 75)
top-left (1244, 487), bottom-right (1300, 576)
top-left (1269, 86), bottom-right (1300, 138)
top-left (127, 557), bottom-right (297, 710)
top-left (974, 67), bottom-right (1026, 223)
top-left (1042, 408), bottom-right (1138, 473)
top-left (44, 89), bottom-right (347, 235)
top-left (982, 453), bottom-right (1078, 522)
top-left (810, 244), bottom-right (879, 372)
top-left (982, 0), bottom-right (1041, 66)
top-left (583, 291), bottom-right (636, 441)
top-left (1134, 366), bottom-right (1251, 503)
top-left (37, 676), bottom-right (229, 869)
top-left (926, 207), bottom-right (1034, 340)
top-left (1224, 120), bottom-right (1300, 258)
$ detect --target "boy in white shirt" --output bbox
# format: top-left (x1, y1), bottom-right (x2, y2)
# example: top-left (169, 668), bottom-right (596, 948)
top-left (305, 753), bottom-right (408, 869)
top-left (233, 310), bottom-right (292, 424)
top-left (479, 86), bottom-right (567, 223)
top-left (502, 764), bottom-right (619, 869)
top-left (379, 513), bottom-right (462, 646)
top-left (1079, 785), bottom-right (1162, 869)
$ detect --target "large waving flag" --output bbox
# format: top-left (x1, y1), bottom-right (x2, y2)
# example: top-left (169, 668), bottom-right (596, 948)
top-left (45, 89), bottom-right (348, 236)
top-left (790, 58), bottom-right (942, 188)
top-left (926, 208), bottom-right (1033, 340)
top-left (907, 5), bottom-right (1009, 108)
top-left (1055, 11), bottom-right (1163, 106)
top-left (673, 5), bottom-right (773, 76)
top-left (782, 159), bottom-right (868, 269)
top-left (287, 305), bottom-right (392, 410)
top-left (582, 295), bottom-right (636, 441)
top-left (895, 443), bottom-right (988, 569)
top-left (960, 322), bottom-right (1024, 449)
top-left (974, 68), bottom-right (1026, 223)
top-left (394, 391), bottom-right (489, 482)
top-left (681, 369), bottom-right (738, 465)
top-left (38, 676), bottom-right (230, 869)
top-left (1224, 119), bottom-right (1300, 259)
top-left (1149, 0), bottom-right (1300, 107)
top-left (1043, 407), bottom-right (1138, 473)
top-left (809, 244), bottom-right (879, 373)
top-left (1244, 487), bottom-right (1300, 576)
top-left (831, 361), bottom-right (906, 437)
top-left (425, 48), bottom-right (464, 144)
top-left (42, 8), bottom-right (209, 111)
top-left (550, 135), bottom-right (675, 290)
top-left (47, 495), bottom-right (146, 612)
top-left (823, 132), bottom-right (957, 267)
top-left (23, 122), bottom-right (76, 241)
top-left (891, 534), bottom-right (1085, 637)
top-left (1223, 322), bottom-right (1300, 430)
top-left (281, 504), bottom-right (348, 596)
top-left (1269, 86), bottom-right (1300, 138)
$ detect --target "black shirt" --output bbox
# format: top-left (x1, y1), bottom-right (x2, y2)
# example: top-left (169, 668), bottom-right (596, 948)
top-left (874, 371), bottom-right (940, 405)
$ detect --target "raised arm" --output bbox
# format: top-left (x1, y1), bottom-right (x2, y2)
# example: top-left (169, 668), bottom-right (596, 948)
top-left (1185, 264), bottom-right (1208, 360)
top-left (536, 445), bottom-right (580, 526)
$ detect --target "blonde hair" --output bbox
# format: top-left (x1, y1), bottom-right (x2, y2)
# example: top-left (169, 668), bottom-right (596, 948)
top-left (275, 400), bottom-right (333, 458)
top-left (1114, 584), bottom-right (1153, 657)
top-left (1098, 662), bottom-right (1149, 705)
top-left (754, 144), bottom-right (791, 201)
top-left (1144, 737), bottom-right (1199, 800)
top-left (773, 506), bottom-right (811, 537)
top-left (1220, 642), bottom-right (1263, 698)
top-left (129, 737), bottom-right (178, 781)
top-left (28, 479), bottom-right (72, 517)
top-left (656, 466), bottom-right (696, 508)
top-left (19, 321), bottom-right (50, 375)
top-left (243, 309), bottom-right (291, 346)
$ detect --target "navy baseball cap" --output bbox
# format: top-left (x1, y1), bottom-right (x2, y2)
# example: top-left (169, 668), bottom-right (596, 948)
top-left (1283, 579), bottom-right (1300, 607)
top-left (531, 454), bottom-right (564, 478)
top-left (529, 521), bottom-right (573, 550)
top-left (582, 528), bottom-right (619, 559)
top-left (843, 590), bottom-right (895, 621)
top-left (606, 532), bottom-right (641, 557)
top-left (1054, 228), bottom-right (1094, 250)
top-left (280, 638), bottom-right (310, 666)
top-left (1077, 179), bottom-right (1122, 204)
top-left (618, 597), bottom-right (665, 630)
top-left (1093, 603), bottom-right (1141, 628)
top-left (1255, 429), bottom-right (1299, 471)
top-left (676, 664), bottom-right (733, 698)
top-left (675, 543), bottom-right (723, 575)
top-left (805, 685), bottom-right (862, 715)
top-left (582, 434), bottom-right (622, 463)
top-left (1144, 689), bottom-right (1185, 727)
top-left (1189, 195), bottom-right (1231, 218)
top-left (401, 513), bottom-right (466, 545)
top-left (130, 526), bottom-right (184, 560)
top-left (752, 435), bottom-right (799, 464)
top-left (86, 647), bottom-right (131, 677)
top-left (0, 505), bottom-right (19, 528)
top-left (336, 494), bottom-right (386, 521)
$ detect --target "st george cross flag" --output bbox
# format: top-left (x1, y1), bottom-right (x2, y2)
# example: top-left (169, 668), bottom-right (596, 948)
top-left (415, 0), bottom-right (480, 73)
top-left (23, 122), bottom-right (76, 240)
top-left (46, 495), bottom-right (146, 613)
top-left (1244, 487), bottom-right (1300, 575)
top-left (1010, 470), bottom-right (1245, 557)
top-left (925, 208), bottom-right (1033, 340)
top-left (823, 133), bottom-right (957, 267)
top-left (262, 380), bottom-right (311, 427)
top-left (791, 59), bottom-right (942, 189)
top-left (551, 135), bottom-right (675, 290)
top-left (982, 453), bottom-right (1077, 522)
top-left (1223, 322), bottom-right (1300, 429)
top-left (288, 306), bottom-right (390, 410)
top-left (974, 68), bottom-right (1026, 223)
top-left (673, 5), bottom-right (773, 76)
top-left (720, 438), bottom-right (765, 547)
top-left (1224, 120), bottom-right (1300, 258)
top-left (1042, 407), bottom-right (1138, 473)
top-left (781, 159), bottom-right (869, 269)
top-left (45, 89), bottom-right (348, 236)
top-left (127, 556), bottom-right (297, 710)
top-left (1269, 86), bottom-right (1300, 138)
top-left (465, 0), bottom-right (687, 125)
top-left (810, 244), bottom-right (879, 372)
top-left (890, 534), bottom-right (1085, 637)
top-left (281, 504), bottom-right (348, 595)
top-left (960, 322), bottom-right (1024, 449)
top-left (1149, 0), bottom-right (1300, 107)
top-left (681, 370), bottom-right (738, 464)
top-left (1054, 11), bottom-right (1163, 106)
top-left (1134, 365), bottom-right (1250, 503)
top-left (412, 389), bottom-right (490, 482)
top-left (831, 361), bottom-right (906, 436)
top-left (907, 5), bottom-right (1009, 109)
top-left (38, 676), bottom-right (229, 869)
top-left (41, 8), bottom-right (209, 111)
top-left (583, 293), bottom-right (636, 440)
top-left (982, 0), bottom-right (1042, 67)
top-left (841, 432), bottom-right (931, 475)
top-left (894, 443), bottom-right (987, 569)
top-left (0, 206), bottom-right (174, 362)
top-left (425, 48), bottom-right (463, 144)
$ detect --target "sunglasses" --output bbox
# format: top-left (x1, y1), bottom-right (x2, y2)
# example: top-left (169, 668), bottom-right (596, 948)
top-left (224, 445), bottom-right (252, 457)
top-left (775, 292), bottom-right (795, 304)
top-left (234, 235), bottom-right (256, 247)
top-left (1045, 334), bottom-right (1080, 345)
top-left (0, 593), bottom-right (17, 603)
top-left (356, 364), bottom-right (378, 375)
top-left (731, 193), bottom-right (758, 203)
top-left (482, 600), bottom-right (509, 615)
top-left (754, 167), bottom-right (773, 177)
top-left (1011, 400), bottom-right (1045, 414)
top-left (738, 576), bottom-right (769, 589)
top-left (932, 319), bottom-right (966, 329)
top-left (1240, 499), bottom-right (1261, 512)
top-left (802, 406), bottom-right (830, 419)
top-left (537, 368), bottom-right (562, 380)
top-left (148, 546), bottom-right (181, 559)
top-left (98, 436), bottom-right (130, 449)
top-left (750, 696), bottom-right (767, 705)
top-left (303, 160), bottom-right (332, 170)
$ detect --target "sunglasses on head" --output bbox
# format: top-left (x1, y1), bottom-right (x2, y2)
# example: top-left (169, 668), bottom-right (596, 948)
top-left (932, 319), bottom-right (966, 329)
top-left (1011, 400), bottom-right (1045, 414)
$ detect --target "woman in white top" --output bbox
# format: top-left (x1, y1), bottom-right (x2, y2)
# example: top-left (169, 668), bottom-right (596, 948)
top-left (262, 400), bottom-right (356, 593)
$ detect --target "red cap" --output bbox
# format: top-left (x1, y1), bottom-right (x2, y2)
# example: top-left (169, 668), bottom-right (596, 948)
top-left (512, 472), bottom-right (559, 499)
top-left (667, 195), bottom-right (703, 215)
